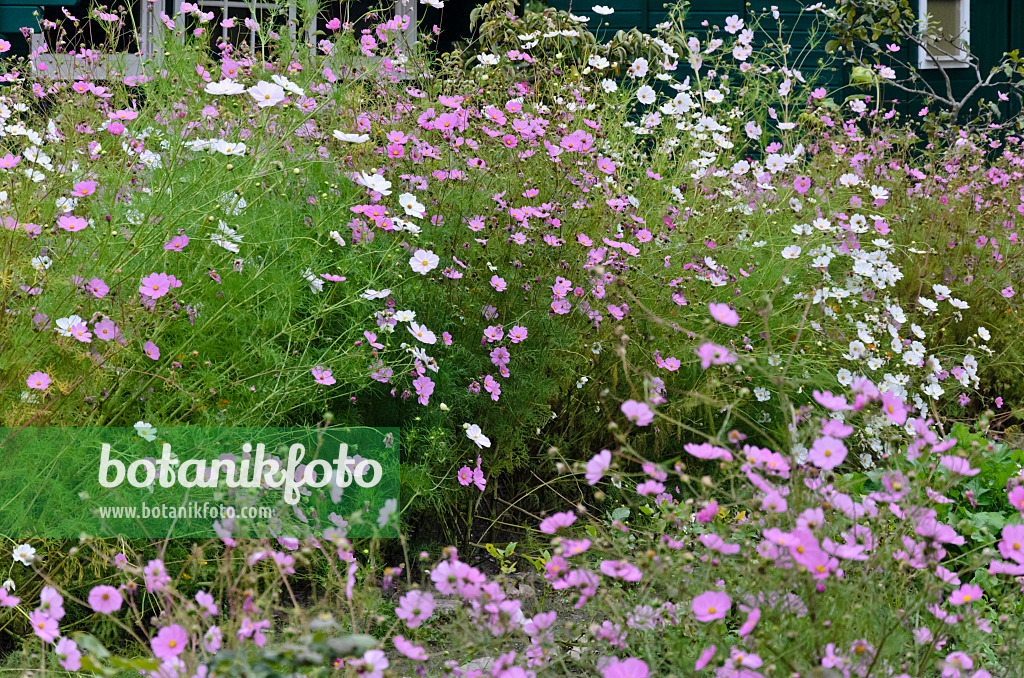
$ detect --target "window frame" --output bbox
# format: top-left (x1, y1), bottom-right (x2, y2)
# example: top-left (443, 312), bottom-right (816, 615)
top-left (917, 0), bottom-right (971, 70)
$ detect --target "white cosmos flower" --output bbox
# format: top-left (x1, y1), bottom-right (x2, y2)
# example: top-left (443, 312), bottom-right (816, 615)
top-left (918, 297), bottom-right (938, 313)
top-left (55, 315), bottom-right (84, 337)
top-left (271, 74), bottom-right (305, 97)
top-left (134, 421), bottom-right (157, 441)
top-left (357, 172), bottom-right (392, 196)
top-left (592, 4), bottom-right (614, 14)
top-left (409, 249), bottom-right (440, 274)
top-left (636, 85), bottom-right (656, 104)
top-left (477, 53), bottom-right (499, 65)
top-left (303, 268), bottom-right (324, 294)
top-left (978, 326), bottom-right (991, 342)
top-left (399, 193), bottom-right (426, 218)
top-left (360, 288), bottom-right (392, 300)
top-left (332, 131), bottom-right (370, 143)
top-left (204, 79), bottom-right (246, 95)
top-left (214, 139), bottom-right (246, 156)
top-left (421, 0), bottom-right (444, 7)
top-left (408, 321), bottom-right (437, 344)
top-left (13, 544), bottom-right (35, 566)
top-left (394, 310), bottom-right (416, 322)
top-left (464, 423), bottom-right (491, 448)
top-left (781, 245), bottom-right (801, 259)
top-left (212, 221), bottom-right (242, 253)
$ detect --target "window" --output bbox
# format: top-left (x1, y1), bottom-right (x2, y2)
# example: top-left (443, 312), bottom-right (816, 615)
top-left (917, 0), bottom-right (970, 69)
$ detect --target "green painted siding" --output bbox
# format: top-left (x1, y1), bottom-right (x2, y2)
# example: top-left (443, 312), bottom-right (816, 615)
top-left (548, 0), bottom-right (1023, 121)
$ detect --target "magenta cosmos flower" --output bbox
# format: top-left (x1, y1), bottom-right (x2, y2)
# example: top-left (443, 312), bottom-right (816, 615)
top-left (57, 215), bottom-right (89, 232)
top-left (948, 583), bottom-right (982, 605)
top-left (695, 343), bottom-right (736, 369)
top-left (88, 585), bottom-right (123, 614)
top-left (393, 635), bottom-right (428, 661)
top-left (151, 624), bottom-right (188, 660)
top-left (539, 510), bottom-right (576, 534)
top-left (807, 436), bottom-right (847, 470)
top-left (26, 371), bottom-right (51, 390)
top-left (29, 610), bottom-right (59, 642)
top-left (708, 302), bottom-right (739, 326)
top-left (621, 399), bottom-right (655, 426)
top-left (394, 590), bottom-right (435, 628)
top-left (144, 341), bottom-right (160, 360)
top-left (312, 366), bottom-right (336, 385)
top-left (692, 590), bottom-right (731, 622)
top-left (139, 272), bottom-right (181, 299)
top-left (601, 658), bottom-right (649, 678)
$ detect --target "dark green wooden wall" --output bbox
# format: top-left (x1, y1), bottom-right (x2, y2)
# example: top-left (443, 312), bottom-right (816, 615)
top-left (549, 0), bottom-right (1024, 122)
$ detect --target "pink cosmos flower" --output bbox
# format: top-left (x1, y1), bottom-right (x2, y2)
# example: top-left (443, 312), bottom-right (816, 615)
top-left (40, 586), bottom-right (65, 620)
top-left (881, 392), bottom-right (908, 424)
top-left (395, 590), bottom-right (435, 628)
top-left (696, 343), bottom-right (736, 369)
top-left (1002, 286), bottom-right (1015, 298)
top-left (458, 465), bottom-right (473, 487)
top-left (539, 511), bottom-right (576, 534)
top-left (393, 635), bottom-right (428, 661)
top-left (692, 590), bottom-right (731, 622)
top-left (708, 302), bottom-right (739, 326)
top-left (0, 589), bottom-right (20, 607)
top-left (941, 652), bottom-right (973, 678)
top-left (940, 455), bottom-right (979, 476)
top-left (998, 524), bottom-right (1024, 564)
top-left (71, 180), bottom-right (97, 197)
top-left (312, 366), bottom-right (336, 385)
top-left (696, 500), bottom-right (719, 523)
top-left (94, 320), bottom-right (120, 341)
top-left (139, 272), bottom-right (181, 299)
top-left (88, 585), bottom-right (123, 614)
top-left (196, 590), bottom-right (219, 616)
top-left (237, 616), bottom-right (271, 647)
top-left (508, 325), bottom-right (528, 343)
top-left (70, 322), bottom-right (93, 343)
top-left (490, 275), bottom-right (507, 291)
top-left (700, 533), bottom-right (740, 555)
top-left (1008, 485), bottom-right (1024, 512)
top-left (88, 278), bottom-right (109, 298)
top-left (144, 559), bottom-right (170, 592)
top-left (813, 390), bottom-right (851, 411)
top-left (144, 341), bottom-right (160, 360)
top-left (164, 235), bottom-right (190, 251)
top-left (808, 436), bottom-right (848, 470)
top-left (621, 399), bottom-right (655, 426)
top-left (152, 624), bottom-right (188, 659)
top-left (948, 583), bottom-right (982, 605)
top-left (55, 637), bottom-right (82, 671)
top-left (57, 215), bottom-right (89, 232)
top-left (413, 374), bottom-right (435, 404)
top-left (586, 449), bottom-right (612, 485)
top-left (695, 645), bottom-right (716, 670)
top-left (684, 443), bottom-right (733, 461)
top-left (738, 607), bottom-right (761, 636)
top-left (472, 459), bottom-right (486, 491)
top-left (29, 611), bottom-right (59, 642)
top-left (601, 658), bottom-right (648, 678)
top-left (349, 649), bottom-right (388, 678)
top-left (26, 371), bottom-right (51, 390)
